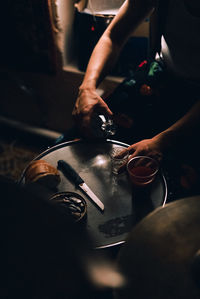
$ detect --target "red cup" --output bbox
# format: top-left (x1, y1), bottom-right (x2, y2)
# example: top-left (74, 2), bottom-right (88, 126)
top-left (127, 156), bottom-right (159, 187)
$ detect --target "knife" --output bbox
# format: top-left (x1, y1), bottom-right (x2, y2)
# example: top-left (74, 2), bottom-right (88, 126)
top-left (57, 160), bottom-right (104, 211)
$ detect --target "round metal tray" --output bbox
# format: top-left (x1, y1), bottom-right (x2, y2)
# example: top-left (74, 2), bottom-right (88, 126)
top-left (20, 139), bottom-right (167, 249)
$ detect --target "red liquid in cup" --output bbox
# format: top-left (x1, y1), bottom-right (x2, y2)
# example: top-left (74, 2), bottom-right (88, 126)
top-left (129, 166), bottom-right (156, 186)
top-left (130, 166), bottom-right (153, 177)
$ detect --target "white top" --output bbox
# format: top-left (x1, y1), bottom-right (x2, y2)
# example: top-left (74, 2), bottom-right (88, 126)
top-left (161, 0), bottom-right (200, 83)
top-left (85, 0), bottom-right (124, 15)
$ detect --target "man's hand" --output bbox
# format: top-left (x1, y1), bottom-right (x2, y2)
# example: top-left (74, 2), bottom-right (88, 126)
top-left (117, 137), bottom-right (163, 173)
top-left (72, 88), bottom-right (113, 138)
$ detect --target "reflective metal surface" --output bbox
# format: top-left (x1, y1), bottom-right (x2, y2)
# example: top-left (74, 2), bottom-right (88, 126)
top-left (20, 139), bottom-right (167, 248)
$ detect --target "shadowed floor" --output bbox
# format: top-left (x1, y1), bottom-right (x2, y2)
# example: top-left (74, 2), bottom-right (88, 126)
top-left (0, 137), bottom-right (41, 181)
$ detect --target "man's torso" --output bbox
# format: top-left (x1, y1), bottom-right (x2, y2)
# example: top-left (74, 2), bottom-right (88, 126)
top-left (161, 0), bottom-right (200, 83)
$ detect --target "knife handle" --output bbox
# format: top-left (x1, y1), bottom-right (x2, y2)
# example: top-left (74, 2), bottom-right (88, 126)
top-left (57, 160), bottom-right (84, 186)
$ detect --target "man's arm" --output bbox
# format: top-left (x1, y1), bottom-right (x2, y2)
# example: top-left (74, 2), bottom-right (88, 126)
top-left (155, 99), bottom-right (200, 152)
top-left (72, 0), bottom-right (156, 137)
top-left (119, 99), bottom-right (200, 162)
top-left (81, 0), bottom-right (156, 90)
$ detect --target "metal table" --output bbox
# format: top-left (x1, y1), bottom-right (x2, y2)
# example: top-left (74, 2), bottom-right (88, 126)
top-left (20, 139), bottom-right (167, 249)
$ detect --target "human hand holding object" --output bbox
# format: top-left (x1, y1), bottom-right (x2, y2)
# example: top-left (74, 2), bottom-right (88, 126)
top-left (116, 137), bottom-right (163, 174)
top-left (72, 88), bottom-right (113, 138)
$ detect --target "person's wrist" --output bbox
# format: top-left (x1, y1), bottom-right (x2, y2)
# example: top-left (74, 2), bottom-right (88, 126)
top-left (78, 86), bottom-right (96, 98)
top-left (153, 130), bottom-right (177, 152)
top-left (79, 79), bottom-right (97, 93)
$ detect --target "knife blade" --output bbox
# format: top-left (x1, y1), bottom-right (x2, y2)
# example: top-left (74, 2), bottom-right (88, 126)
top-left (57, 160), bottom-right (104, 211)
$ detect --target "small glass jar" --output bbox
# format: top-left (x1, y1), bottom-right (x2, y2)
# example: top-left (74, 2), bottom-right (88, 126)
top-left (91, 114), bottom-right (117, 138)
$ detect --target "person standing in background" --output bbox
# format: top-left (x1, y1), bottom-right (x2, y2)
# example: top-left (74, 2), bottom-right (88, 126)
top-left (72, 0), bottom-right (200, 166)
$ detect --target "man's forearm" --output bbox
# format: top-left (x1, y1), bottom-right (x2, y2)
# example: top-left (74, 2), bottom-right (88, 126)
top-left (79, 35), bottom-right (121, 92)
top-left (154, 100), bottom-right (200, 151)
top-left (79, 0), bottom-right (155, 92)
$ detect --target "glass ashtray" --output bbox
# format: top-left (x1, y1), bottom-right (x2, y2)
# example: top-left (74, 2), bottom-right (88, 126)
top-left (49, 192), bottom-right (87, 223)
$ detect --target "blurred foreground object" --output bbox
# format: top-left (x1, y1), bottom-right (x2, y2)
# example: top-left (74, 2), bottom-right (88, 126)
top-left (1, 175), bottom-right (125, 298)
top-left (0, 176), bottom-right (92, 298)
top-left (115, 196), bottom-right (200, 299)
